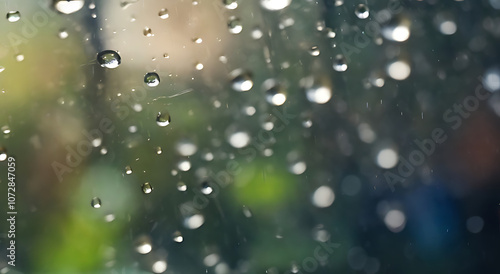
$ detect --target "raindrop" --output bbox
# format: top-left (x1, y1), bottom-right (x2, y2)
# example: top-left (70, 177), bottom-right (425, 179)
top-left (193, 37), bottom-right (203, 44)
top-left (156, 111), bottom-right (171, 127)
top-left (91, 197), bottom-right (102, 208)
top-left (158, 8), bottom-right (169, 19)
top-left (183, 214), bottom-right (205, 229)
top-left (223, 0), bottom-right (238, 9)
top-left (177, 182), bottom-right (187, 192)
top-left (142, 182), bottom-right (153, 194)
top-left (156, 146), bottom-right (163, 154)
top-left (384, 209), bottom-right (406, 233)
top-left (172, 231), bottom-right (184, 242)
top-left (251, 27), bottom-right (263, 39)
top-left (301, 77), bottom-right (332, 104)
top-left (2, 125), bottom-right (11, 135)
top-left (376, 148), bottom-right (398, 169)
top-left (54, 0), bottom-right (85, 14)
top-left (381, 17), bottom-right (411, 42)
top-left (289, 160), bottom-right (307, 175)
top-left (242, 205), bottom-right (253, 218)
top-left (309, 46), bottom-right (320, 56)
top-left (176, 139), bottom-right (198, 156)
top-left (144, 72), bottom-right (160, 87)
top-left (195, 62), bottom-right (204, 70)
top-left (6, 11), bottom-right (20, 22)
top-left (333, 54), bottom-right (348, 72)
top-left (124, 166), bottom-right (133, 175)
top-left (152, 260), bottom-right (168, 273)
top-left (229, 69), bottom-right (253, 92)
top-left (386, 60), bottom-right (411, 80)
top-left (228, 17), bottom-right (243, 34)
top-left (135, 236), bottom-right (152, 254)
top-left (143, 27), bottom-right (153, 37)
top-left (355, 4), bottom-right (369, 19)
top-left (200, 182), bottom-right (213, 195)
top-left (15, 54), bottom-right (24, 62)
top-left (227, 131), bottom-right (251, 148)
top-left (58, 29), bottom-right (69, 39)
top-left (312, 186), bottom-right (335, 208)
top-left (263, 79), bottom-right (287, 106)
top-left (97, 50), bottom-right (121, 69)
top-left (178, 160), bottom-right (191, 171)
top-left (260, 0), bottom-right (292, 11)
top-left (483, 67), bottom-right (500, 92)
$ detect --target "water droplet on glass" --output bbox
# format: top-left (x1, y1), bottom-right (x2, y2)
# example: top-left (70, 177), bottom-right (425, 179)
top-left (135, 235), bottom-right (152, 254)
top-left (483, 67), bottom-right (500, 92)
top-left (301, 77), bottom-right (332, 104)
top-left (6, 11), bottom-right (20, 22)
top-left (158, 8), bottom-right (169, 19)
top-left (312, 186), bottom-right (335, 208)
top-left (143, 27), bottom-right (153, 37)
top-left (230, 69), bottom-right (253, 92)
top-left (142, 182), bottom-right (153, 194)
top-left (260, 0), bottom-right (292, 11)
top-left (152, 260), bottom-right (168, 273)
top-left (242, 205), bottom-right (253, 218)
top-left (176, 139), bottom-right (198, 156)
top-left (376, 148), bottom-right (398, 169)
top-left (223, 0), bottom-right (238, 9)
top-left (177, 182), bottom-right (187, 192)
top-left (124, 165), bottom-right (132, 175)
top-left (183, 214), bottom-right (205, 229)
top-left (251, 27), bottom-right (263, 39)
top-left (309, 46), bottom-right (320, 56)
top-left (91, 197), bottom-right (102, 208)
top-left (227, 130), bottom-right (251, 148)
top-left (355, 4), bottom-right (369, 19)
top-left (156, 111), bottom-right (171, 127)
top-left (381, 17), bottom-right (411, 42)
top-left (228, 17), bottom-right (243, 34)
top-left (58, 29), bottom-right (69, 39)
top-left (97, 50), bottom-right (121, 69)
top-left (172, 231), bottom-right (184, 242)
top-left (177, 160), bottom-right (191, 171)
top-left (333, 54), bottom-right (348, 72)
top-left (155, 146), bottom-right (163, 154)
top-left (15, 54), bottom-right (24, 62)
top-left (54, 0), bottom-right (85, 14)
top-left (263, 79), bottom-right (287, 106)
top-left (195, 62), bottom-right (204, 70)
top-left (144, 72), bottom-right (160, 87)
top-left (200, 181), bottom-right (213, 195)
top-left (386, 60), bottom-right (411, 80)
top-left (2, 125), bottom-right (11, 135)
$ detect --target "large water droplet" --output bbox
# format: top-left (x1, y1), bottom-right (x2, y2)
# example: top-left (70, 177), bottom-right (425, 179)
top-left (230, 69), bottom-right (253, 92)
top-left (158, 8), bottom-right (169, 19)
top-left (6, 11), bottom-right (20, 22)
top-left (263, 79), bottom-right (287, 106)
top-left (97, 50), bottom-right (121, 69)
top-left (333, 54), bottom-right (348, 72)
top-left (228, 17), bottom-right (243, 34)
top-left (144, 72), bottom-right (160, 87)
top-left (355, 4), bottom-right (369, 19)
top-left (91, 197), bottom-right (102, 208)
top-left (142, 182), bottom-right (153, 194)
top-left (54, 0), bottom-right (85, 14)
top-left (260, 0), bottom-right (292, 11)
top-left (156, 111), bottom-right (171, 127)
top-left (223, 0), bottom-right (238, 9)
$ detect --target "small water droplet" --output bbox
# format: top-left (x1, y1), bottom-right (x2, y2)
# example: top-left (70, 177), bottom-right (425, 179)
top-left (195, 62), bottom-right (204, 70)
top-left (242, 205), bottom-right (253, 218)
top-left (172, 231), bottom-right (183, 242)
top-left (230, 69), bottom-right (253, 92)
top-left (183, 214), bottom-right (205, 229)
top-left (58, 29), bottom-right (69, 39)
top-left (156, 111), bottom-right (171, 127)
top-left (54, 0), bottom-right (85, 14)
top-left (2, 125), bottom-right (11, 135)
top-left (135, 235), bottom-right (152, 254)
top-left (333, 54), bottom-right (348, 72)
top-left (228, 17), bottom-right (243, 34)
top-left (144, 72), bottom-right (160, 87)
top-left (309, 46), bottom-right (320, 56)
top-left (155, 146), bottom-right (163, 154)
top-left (91, 197), bottom-right (102, 208)
top-left (15, 54), bottom-right (24, 62)
top-left (125, 165), bottom-right (133, 175)
top-left (260, 0), bottom-right (292, 11)
top-left (143, 27), bottom-right (153, 37)
top-left (177, 182), bottom-right (187, 192)
top-left (223, 0), bottom-right (238, 9)
top-left (263, 79), bottom-right (287, 106)
top-left (200, 181), bottom-right (213, 195)
top-left (97, 50), bottom-right (121, 69)
top-left (177, 160), bottom-right (191, 171)
top-left (251, 27), bottom-right (263, 39)
top-left (158, 8), bottom-right (169, 19)
top-left (6, 11), bottom-right (20, 22)
top-left (355, 4), bottom-right (369, 19)
top-left (142, 182), bottom-right (153, 194)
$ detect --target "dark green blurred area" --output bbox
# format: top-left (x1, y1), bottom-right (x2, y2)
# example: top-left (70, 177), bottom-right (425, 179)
top-left (0, 0), bottom-right (500, 273)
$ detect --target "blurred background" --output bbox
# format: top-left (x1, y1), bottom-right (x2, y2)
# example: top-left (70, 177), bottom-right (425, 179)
top-left (0, 0), bottom-right (500, 273)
